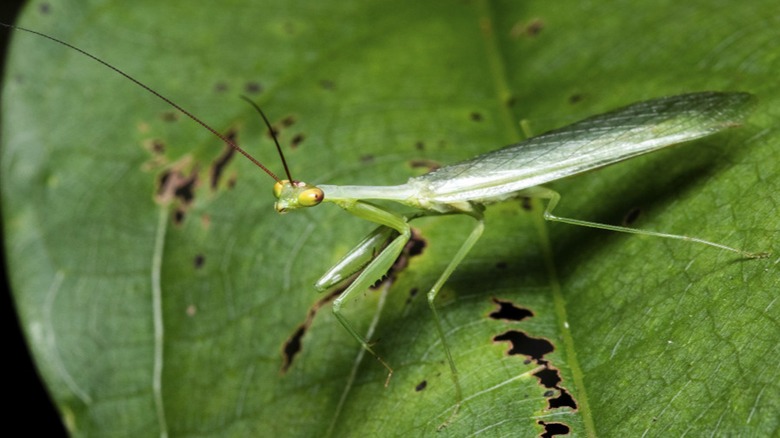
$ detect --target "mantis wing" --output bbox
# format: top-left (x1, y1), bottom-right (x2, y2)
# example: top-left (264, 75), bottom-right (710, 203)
top-left (414, 92), bottom-right (755, 204)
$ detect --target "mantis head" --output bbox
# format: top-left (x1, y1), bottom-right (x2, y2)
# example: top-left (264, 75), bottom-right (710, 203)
top-left (273, 180), bottom-right (324, 213)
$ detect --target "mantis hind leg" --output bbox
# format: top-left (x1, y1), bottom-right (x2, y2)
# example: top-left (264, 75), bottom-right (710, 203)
top-left (523, 186), bottom-right (767, 258)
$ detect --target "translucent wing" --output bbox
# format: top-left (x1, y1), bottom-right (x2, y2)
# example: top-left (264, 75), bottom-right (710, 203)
top-left (413, 92), bottom-right (755, 204)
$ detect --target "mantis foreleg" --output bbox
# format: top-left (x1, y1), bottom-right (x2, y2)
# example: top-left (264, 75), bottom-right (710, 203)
top-left (329, 200), bottom-right (411, 383)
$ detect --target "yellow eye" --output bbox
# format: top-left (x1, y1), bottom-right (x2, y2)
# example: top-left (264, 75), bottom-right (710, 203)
top-left (298, 188), bottom-right (324, 206)
top-left (273, 181), bottom-right (286, 198)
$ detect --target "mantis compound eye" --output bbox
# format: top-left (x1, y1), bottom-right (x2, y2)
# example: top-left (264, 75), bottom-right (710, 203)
top-left (298, 188), bottom-right (324, 207)
top-left (273, 180), bottom-right (287, 198)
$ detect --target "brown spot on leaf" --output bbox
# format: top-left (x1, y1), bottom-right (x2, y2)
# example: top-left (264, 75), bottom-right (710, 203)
top-left (281, 115), bottom-right (296, 127)
top-left (405, 287), bottom-right (419, 306)
top-left (214, 82), bottom-right (228, 93)
top-left (568, 93), bottom-right (584, 104)
top-left (282, 229), bottom-right (425, 372)
top-left (371, 228), bottom-right (426, 289)
top-left (415, 380), bottom-right (427, 391)
top-left (281, 289), bottom-right (342, 373)
top-left (156, 163), bottom-right (199, 225)
top-left (174, 176), bottom-right (196, 203)
top-left (194, 254), bottom-right (205, 269)
top-left (282, 326), bottom-right (306, 372)
top-left (210, 131), bottom-right (237, 190)
top-left (622, 207), bottom-right (642, 226)
top-left (174, 208), bottom-right (185, 225)
top-left (389, 229), bottom-right (425, 273)
top-left (265, 126), bottom-right (280, 141)
top-left (510, 18), bottom-right (545, 39)
top-left (245, 81), bottom-right (262, 94)
top-left (409, 159), bottom-right (441, 172)
top-left (290, 133), bottom-right (304, 149)
top-left (151, 140), bottom-right (165, 154)
top-left (525, 19), bottom-right (545, 36)
top-left (161, 111), bottom-right (178, 122)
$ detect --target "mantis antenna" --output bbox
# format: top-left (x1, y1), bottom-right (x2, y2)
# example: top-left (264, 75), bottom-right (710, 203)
top-left (0, 22), bottom-right (294, 183)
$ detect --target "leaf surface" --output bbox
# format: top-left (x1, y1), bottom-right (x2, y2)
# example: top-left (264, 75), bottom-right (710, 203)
top-left (2, 0), bottom-right (778, 436)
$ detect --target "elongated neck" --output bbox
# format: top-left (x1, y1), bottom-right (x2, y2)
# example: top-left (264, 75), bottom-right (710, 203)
top-left (318, 184), bottom-right (416, 204)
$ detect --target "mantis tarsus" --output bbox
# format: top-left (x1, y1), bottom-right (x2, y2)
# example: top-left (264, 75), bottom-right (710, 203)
top-left (3, 22), bottom-right (768, 418)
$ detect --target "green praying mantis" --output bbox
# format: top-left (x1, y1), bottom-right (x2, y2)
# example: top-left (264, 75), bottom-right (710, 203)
top-left (2, 22), bottom-right (768, 417)
top-left (282, 90), bottom-right (765, 407)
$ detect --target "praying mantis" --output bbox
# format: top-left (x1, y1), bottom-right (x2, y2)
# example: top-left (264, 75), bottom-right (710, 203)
top-left (2, 21), bottom-right (768, 421)
top-left (278, 90), bottom-right (764, 406)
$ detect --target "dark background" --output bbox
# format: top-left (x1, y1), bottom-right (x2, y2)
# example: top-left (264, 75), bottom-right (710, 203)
top-left (2, 1), bottom-right (67, 435)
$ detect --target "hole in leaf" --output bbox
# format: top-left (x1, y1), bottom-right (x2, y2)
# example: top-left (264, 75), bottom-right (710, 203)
top-left (489, 298), bottom-right (533, 322)
top-left (494, 328), bottom-right (578, 412)
top-left (537, 420), bottom-right (570, 437)
top-left (494, 330), bottom-right (553, 361)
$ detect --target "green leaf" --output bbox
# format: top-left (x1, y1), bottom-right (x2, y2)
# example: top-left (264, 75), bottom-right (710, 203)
top-left (3, 0), bottom-right (778, 436)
